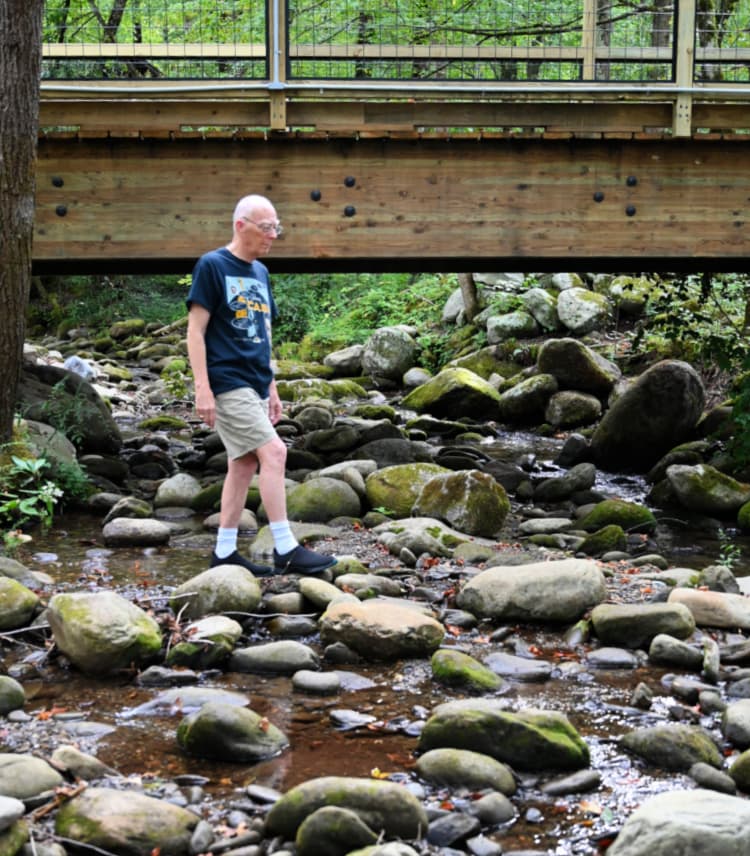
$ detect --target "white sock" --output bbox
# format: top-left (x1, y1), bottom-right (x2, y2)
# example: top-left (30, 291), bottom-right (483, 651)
top-left (215, 527), bottom-right (238, 559)
top-left (270, 520), bottom-right (298, 555)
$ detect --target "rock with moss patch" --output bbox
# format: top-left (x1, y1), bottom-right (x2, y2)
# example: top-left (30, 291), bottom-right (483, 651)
top-left (578, 498), bottom-right (657, 534)
top-left (0, 577), bottom-right (40, 632)
top-left (431, 648), bottom-right (505, 692)
top-left (401, 367), bottom-right (502, 420)
top-left (177, 701), bottom-right (289, 761)
top-left (413, 469), bottom-right (510, 537)
top-left (419, 700), bottom-right (590, 771)
top-left (620, 724), bottom-right (722, 771)
top-left (365, 463), bottom-right (449, 518)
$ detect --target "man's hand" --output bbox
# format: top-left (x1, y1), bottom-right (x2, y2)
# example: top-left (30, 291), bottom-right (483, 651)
top-left (268, 381), bottom-right (283, 425)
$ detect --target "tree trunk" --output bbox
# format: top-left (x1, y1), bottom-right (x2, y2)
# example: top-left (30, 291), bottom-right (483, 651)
top-left (458, 272), bottom-right (480, 322)
top-left (0, 0), bottom-right (44, 442)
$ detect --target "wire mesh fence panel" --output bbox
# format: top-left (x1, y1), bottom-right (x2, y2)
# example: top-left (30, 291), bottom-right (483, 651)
top-left (593, 1), bottom-right (673, 82)
top-left (42, 0), bottom-right (268, 80)
top-left (695, 1), bottom-right (750, 83)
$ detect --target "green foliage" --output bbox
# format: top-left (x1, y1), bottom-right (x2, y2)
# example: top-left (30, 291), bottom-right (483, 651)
top-left (717, 527), bottom-right (742, 570)
top-left (40, 380), bottom-right (89, 447)
top-left (274, 272), bottom-right (458, 365)
top-left (0, 456), bottom-right (62, 532)
top-left (632, 272), bottom-right (750, 469)
top-left (29, 275), bottom-right (186, 338)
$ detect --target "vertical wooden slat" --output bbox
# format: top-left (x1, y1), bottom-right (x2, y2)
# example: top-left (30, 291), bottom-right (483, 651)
top-left (581, 0), bottom-right (597, 81)
top-left (268, 0), bottom-right (288, 130)
top-left (674, 0), bottom-right (696, 136)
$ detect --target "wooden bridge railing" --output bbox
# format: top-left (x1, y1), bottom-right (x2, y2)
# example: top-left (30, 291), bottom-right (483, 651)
top-left (39, 0), bottom-right (750, 138)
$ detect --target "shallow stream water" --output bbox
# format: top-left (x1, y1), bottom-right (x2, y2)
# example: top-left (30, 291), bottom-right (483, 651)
top-left (7, 428), bottom-right (750, 855)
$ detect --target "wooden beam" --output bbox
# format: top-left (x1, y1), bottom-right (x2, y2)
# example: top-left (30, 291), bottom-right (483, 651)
top-left (33, 135), bottom-right (750, 273)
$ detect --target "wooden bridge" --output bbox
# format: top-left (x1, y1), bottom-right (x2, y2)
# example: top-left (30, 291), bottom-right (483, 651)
top-left (34, 0), bottom-right (750, 274)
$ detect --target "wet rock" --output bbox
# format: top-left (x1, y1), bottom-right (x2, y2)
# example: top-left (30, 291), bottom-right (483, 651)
top-left (619, 724), bottom-right (722, 771)
top-left (607, 789), bottom-right (750, 855)
top-left (362, 326), bottom-right (417, 382)
top-left (0, 677), bottom-right (24, 715)
top-left (456, 558), bottom-right (607, 624)
top-left (497, 373), bottom-right (558, 424)
top-left (0, 796), bottom-right (25, 837)
top-left (166, 615), bottom-right (243, 669)
top-left (537, 338), bottom-right (620, 395)
top-left (122, 687), bottom-right (249, 718)
top-left (540, 768), bottom-right (601, 795)
top-left (419, 700), bottom-right (590, 771)
top-left (292, 669), bottom-right (341, 695)
top-left (102, 516), bottom-right (172, 547)
top-left (154, 472), bottom-right (203, 508)
top-left (688, 762), bottom-right (737, 794)
top-left (0, 753), bottom-right (64, 800)
top-left (401, 367), bottom-right (502, 421)
top-left (47, 591), bottom-right (162, 675)
top-left (334, 573), bottom-right (403, 599)
top-left (469, 791), bottom-right (515, 825)
top-left (229, 640), bottom-right (319, 675)
top-left (295, 805), bottom-right (378, 856)
top-left (54, 786), bottom-right (199, 855)
top-left (365, 463), bottom-right (450, 518)
top-left (590, 360), bottom-right (705, 472)
top-left (483, 651), bottom-right (553, 681)
top-left (669, 587), bottom-right (750, 630)
top-left (648, 633), bottom-right (703, 669)
top-left (416, 748), bottom-right (516, 795)
top-left (264, 776), bottom-right (428, 841)
top-left (556, 288), bottom-right (611, 335)
top-left (286, 476), bottom-right (362, 522)
top-left (430, 649), bottom-right (504, 693)
top-left (374, 517), bottom-right (472, 559)
top-left (177, 701), bottom-right (289, 762)
top-left (578, 524), bottom-right (627, 556)
top-left (577, 498), bottom-right (656, 534)
top-left (413, 470), bottom-right (510, 538)
top-left (323, 344), bottom-right (364, 376)
top-left (590, 602), bottom-right (696, 649)
top-left (585, 647), bottom-right (639, 669)
top-left (0, 578), bottom-right (40, 632)
top-left (426, 810), bottom-right (481, 847)
top-left (0, 555), bottom-right (54, 588)
top-left (170, 566), bottom-right (262, 621)
top-left (533, 461), bottom-right (596, 502)
top-left (319, 599), bottom-right (444, 660)
top-left (50, 745), bottom-right (118, 780)
top-left (721, 698), bottom-right (750, 749)
top-left (665, 463), bottom-right (750, 515)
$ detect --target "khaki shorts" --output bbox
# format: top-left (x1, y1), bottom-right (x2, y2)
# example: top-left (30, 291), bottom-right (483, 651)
top-left (214, 387), bottom-right (277, 460)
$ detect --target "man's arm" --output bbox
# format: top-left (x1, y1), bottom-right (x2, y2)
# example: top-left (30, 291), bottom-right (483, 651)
top-left (186, 303), bottom-right (216, 427)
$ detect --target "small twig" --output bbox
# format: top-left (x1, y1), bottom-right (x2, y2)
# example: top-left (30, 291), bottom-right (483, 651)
top-left (31, 782), bottom-right (87, 821)
top-left (52, 836), bottom-right (120, 856)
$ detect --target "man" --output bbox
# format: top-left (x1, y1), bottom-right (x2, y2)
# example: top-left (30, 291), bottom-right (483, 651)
top-left (186, 194), bottom-right (336, 576)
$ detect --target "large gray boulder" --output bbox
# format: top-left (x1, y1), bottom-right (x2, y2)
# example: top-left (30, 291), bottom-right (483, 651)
top-left (47, 591), bottom-right (162, 675)
top-left (537, 337), bottom-right (621, 394)
top-left (456, 558), bottom-right (607, 624)
top-left (18, 363), bottom-right (123, 454)
top-left (413, 469), bottom-right (510, 537)
top-left (265, 776), bottom-right (429, 841)
top-left (177, 701), bottom-right (289, 761)
top-left (361, 326), bottom-right (417, 381)
top-left (607, 789), bottom-right (750, 856)
top-left (55, 787), bottom-right (199, 856)
top-left (590, 360), bottom-right (705, 472)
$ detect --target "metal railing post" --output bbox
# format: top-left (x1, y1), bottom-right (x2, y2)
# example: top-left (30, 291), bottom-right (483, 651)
top-left (674, 0), bottom-right (696, 136)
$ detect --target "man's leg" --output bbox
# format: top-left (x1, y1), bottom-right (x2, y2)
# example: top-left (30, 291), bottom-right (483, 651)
top-left (256, 437), bottom-right (337, 573)
top-left (210, 451), bottom-right (273, 574)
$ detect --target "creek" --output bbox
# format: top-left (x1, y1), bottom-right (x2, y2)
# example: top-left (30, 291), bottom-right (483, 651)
top-left (6, 425), bottom-right (750, 855)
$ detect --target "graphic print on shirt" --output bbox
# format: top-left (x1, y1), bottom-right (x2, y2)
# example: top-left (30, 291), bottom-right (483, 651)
top-left (225, 275), bottom-right (271, 344)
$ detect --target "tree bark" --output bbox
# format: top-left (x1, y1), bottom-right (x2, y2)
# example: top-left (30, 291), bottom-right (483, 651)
top-left (458, 272), bottom-right (480, 322)
top-left (0, 0), bottom-right (44, 442)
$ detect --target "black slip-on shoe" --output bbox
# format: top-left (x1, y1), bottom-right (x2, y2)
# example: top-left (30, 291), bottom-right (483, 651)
top-left (210, 550), bottom-right (276, 577)
top-left (273, 545), bottom-right (337, 575)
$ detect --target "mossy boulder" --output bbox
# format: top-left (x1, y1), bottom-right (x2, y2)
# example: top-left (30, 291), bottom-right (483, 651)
top-left (430, 649), bottom-right (504, 693)
top-left (620, 724), bottom-right (722, 771)
top-left (413, 469), bottom-right (510, 537)
top-left (578, 524), bottom-right (627, 556)
top-left (401, 367), bottom-right (502, 420)
top-left (418, 700), bottom-right (590, 771)
top-left (577, 498), bottom-right (657, 534)
top-left (365, 463), bottom-right (449, 518)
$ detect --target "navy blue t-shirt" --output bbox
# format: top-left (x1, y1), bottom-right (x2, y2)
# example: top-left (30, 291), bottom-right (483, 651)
top-left (186, 247), bottom-right (278, 397)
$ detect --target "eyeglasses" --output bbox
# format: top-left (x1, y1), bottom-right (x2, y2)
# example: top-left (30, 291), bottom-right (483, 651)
top-left (241, 217), bottom-right (284, 236)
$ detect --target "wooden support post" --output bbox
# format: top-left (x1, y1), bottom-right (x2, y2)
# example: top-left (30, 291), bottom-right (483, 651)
top-left (267, 0), bottom-right (288, 131)
top-left (581, 0), bottom-right (597, 81)
top-left (674, 0), bottom-right (696, 136)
